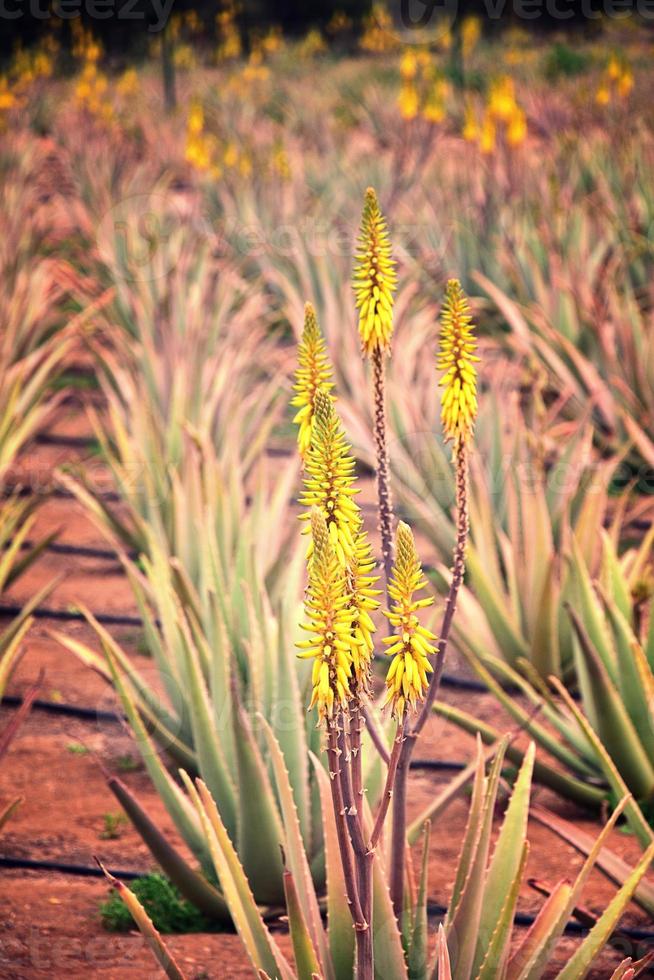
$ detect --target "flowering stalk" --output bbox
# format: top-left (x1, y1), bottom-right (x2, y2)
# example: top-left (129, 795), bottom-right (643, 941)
top-left (353, 187), bottom-right (397, 587)
top-left (291, 303), bottom-right (334, 461)
top-left (299, 388), bottom-right (360, 566)
top-left (389, 279), bottom-right (478, 922)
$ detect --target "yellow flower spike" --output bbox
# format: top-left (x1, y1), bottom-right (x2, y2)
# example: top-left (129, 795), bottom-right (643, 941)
top-left (299, 388), bottom-right (360, 565)
top-left (399, 83), bottom-right (419, 120)
top-left (345, 519), bottom-right (381, 685)
top-left (383, 522), bottom-right (436, 717)
top-left (298, 508), bottom-right (354, 721)
top-left (617, 68), bottom-right (633, 98)
top-left (438, 279), bottom-right (479, 446)
top-left (507, 106), bottom-right (527, 147)
top-left (353, 187), bottom-right (397, 357)
top-left (291, 304), bottom-right (334, 460)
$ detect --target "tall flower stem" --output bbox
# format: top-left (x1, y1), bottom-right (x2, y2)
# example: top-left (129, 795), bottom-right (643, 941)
top-left (338, 713), bottom-right (374, 980)
top-left (326, 721), bottom-right (365, 932)
top-left (372, 347), bottom-right (394, 590)
top-left (389, 441), bottom-right (470, 920)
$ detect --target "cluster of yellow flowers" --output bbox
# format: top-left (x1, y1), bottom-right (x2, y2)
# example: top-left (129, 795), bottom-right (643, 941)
top-left (383, 523), bottom-right (436, 716)
top-left (216, 2), bottom-right (242, 61)
top-left (0, 77), bottom-right (16, 131)
top-left (71, 21), bottom-right (102, 64)
top-left (360, 4), bottom-right (400, 54)
top-left (72, 28), bottom-right (113, 124)
top-left (296, 190), bottom-right (478, 724)
top-left (463, 76), bottom-right (527, 153)
top-left (291, 304), bottom-right (335, 459)
top-left (184, 100), bottom-right (253, 178)
top-left (438, 279), bottom-right (479, 445)
top-left (596, 54), bottom-right (634, 105)
top-left (398, 48), bottom-right (450, 124)
top-left (185, 101), bottom-right (221, 177)
top-left (0, 33), bottom-right (58, 127)
top-left (116, 68), bottom-right (140, 100)
top-left (297, 29), bottom-right (327, 61)
top-left (353, 188), bottom-right (397, 356)
top-left (297, 386), bottom-right (381, 717)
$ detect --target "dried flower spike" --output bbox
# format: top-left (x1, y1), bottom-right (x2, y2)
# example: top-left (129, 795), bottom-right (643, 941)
top-left (297, 508), bottom-right (353, 720)
top-left (291, 303), bottom-right (334, 459)
top-left (383, 522), bottom-right (436, 717)
top-left (353, 187), bottom-right (397, 357)
top-left (299, 388), bottom-right (360, 565)
top-left (438, 279), bottom-right (479, 445)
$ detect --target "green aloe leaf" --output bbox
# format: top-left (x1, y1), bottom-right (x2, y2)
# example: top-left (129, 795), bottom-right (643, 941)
top-left (568, 537), bottom-right (616, 681)
top-left (472, 744), bottom-right (535, 977)
top-left (476, 842), bottom-right (529, 980)
top-left (568, 607), bottom-right (654, 802)
top-left (283, 861), bottom-right (323, 980)
top-left (505, 881), bottom-right (573, 980)
top-left (232, 701), bottom-right (285, 905)
top-left (433, 702), bottom-right (605, 811)
top-left (598, 593), bottom-right (654, 761)
top-left (176, 610), bottom-right (238, 841)
top-left (108, 776), bottom-right (228, 922)
top-left (466, 548), bottom-right (529, 667)
top-left (556, 840), bottom-right (654, 980)
top-left (102, 643), bottom-right (212, 873)
top-left (260, 719), bottom-right (331, 979)
top-left (531, 805), bottom-right (654, 918)
top-left (550, 677), bottom-right (653, 849)
top-left (99, 862), bottom-right (188, 980)
top-left (181, 776), bottom-right (295, 980)
top-left (408, 822), bottom-right (430, 980)
top-left (431, 924), bottom-right (452, 980)
top-left (0, 796), bottom-right (22, 833)
top-left (447, 740), bottom-right (508, 980)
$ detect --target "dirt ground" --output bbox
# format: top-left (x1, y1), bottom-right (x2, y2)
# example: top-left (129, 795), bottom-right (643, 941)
top-left (1, 396), bottom-right (653, 979)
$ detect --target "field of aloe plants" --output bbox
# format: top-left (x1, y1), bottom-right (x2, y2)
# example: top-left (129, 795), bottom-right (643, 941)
top-left (1, 8), bottom-right (654, 979)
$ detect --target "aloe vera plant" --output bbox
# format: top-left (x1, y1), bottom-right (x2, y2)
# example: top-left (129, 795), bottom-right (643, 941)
top-left (0, 498), bottom-right (60, 830)
top-left (437, 527), bottom-right (654, 831)
top-left (59, 229), bottom-right (286, 556)
top-left (110, 736), bottom-right (654, 980)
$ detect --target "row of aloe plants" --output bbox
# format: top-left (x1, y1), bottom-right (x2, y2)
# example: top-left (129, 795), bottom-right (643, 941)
top-left (56, 188), bottom-right (654, 977)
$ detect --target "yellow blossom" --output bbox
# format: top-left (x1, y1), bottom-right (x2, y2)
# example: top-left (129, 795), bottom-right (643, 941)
top-left (507, 107), bottom-right (527, 146)
top-left (353, 187), bottom-right (397, 357)
top-left (488, 76), bottom-right (517, 121)
top-left (462, 16), bottom-right (481, 58)
top-left (400, 49), bottom-right (418, 80)
top-left (291, 304), bottom-right (334, 459)
top-left (399, 83), bottom-right (419, 119)
top-left (345, 519), bottom-right (381, 684)
top-left (383, 522), bottom-right (436, 717)
top-left (438, 279), bottom-right (479, 445)
top-left (596, 84), bottom-right (611, 106)
top-left (299, 389), bottom-right (360, 565)
top-left (617, 68), bottom-right (633, 98)
top-left (297, 508), bottom-right (354, 721)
